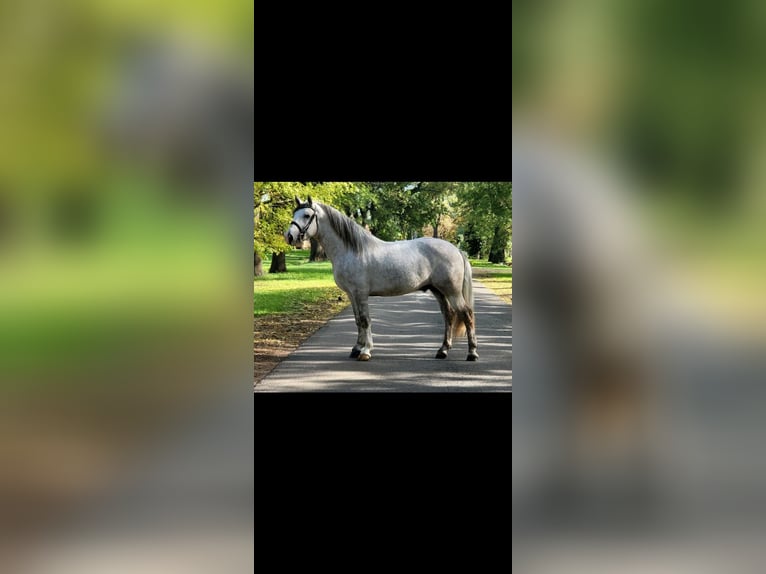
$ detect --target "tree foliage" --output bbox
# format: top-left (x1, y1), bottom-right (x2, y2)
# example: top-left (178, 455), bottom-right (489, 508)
top-left (362, 182), bottom-right (451, 240)
top-left (254, 182), bottom-right (296, 256)
top-left (456, 182), bottom-right (512, 262)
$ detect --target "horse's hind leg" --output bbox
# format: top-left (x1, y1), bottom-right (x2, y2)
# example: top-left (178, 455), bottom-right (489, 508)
top-left (431, 288), bottom-right (455, 359)
top-left (447, 293), bottom-right (479, 361)
top-left (461, 307), bottom-right (479, 361)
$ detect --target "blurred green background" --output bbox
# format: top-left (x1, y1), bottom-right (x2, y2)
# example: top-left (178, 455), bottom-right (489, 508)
top-left (513, 0), bottom-right (766, 320)
top-left (0, 0), bottom-right (253, 557)
top-left (0, 0), bottom-right (252, 388)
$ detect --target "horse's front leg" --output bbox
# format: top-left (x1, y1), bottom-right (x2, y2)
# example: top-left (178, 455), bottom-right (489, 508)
top-left (348, 295), bottom-right (365, 358)
top-left (357, 297), bottom-right (374, 361)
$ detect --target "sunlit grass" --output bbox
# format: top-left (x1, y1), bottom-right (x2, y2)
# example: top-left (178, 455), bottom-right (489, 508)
top-left (477, 274), bottom-right (512, 304)
top-left (254, 250), bottom-right (344, 316)
top-left (469, 258), bottom-right (511, 269)
top-left (468, 258), bottom-right (512, 304)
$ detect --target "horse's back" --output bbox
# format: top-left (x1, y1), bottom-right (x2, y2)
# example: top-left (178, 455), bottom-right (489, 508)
top-left (411, 237), bottom-right (464, 267)
top-left (356, 237), bottom-right (464, 297)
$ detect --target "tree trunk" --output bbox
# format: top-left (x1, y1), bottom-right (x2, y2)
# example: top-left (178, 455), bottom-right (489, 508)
top-left (309, 238), bottom-right (327, 262)
top-left (488, 224), bottom-right (509, 264)
top-left (269, 251), bottom-right (287, 273)
top-left (254, 251), bottom-right (263, 277)
top-left (432, 214), bottom-right (440, 238)
top-left (463, 226), bottom-right (483, 258)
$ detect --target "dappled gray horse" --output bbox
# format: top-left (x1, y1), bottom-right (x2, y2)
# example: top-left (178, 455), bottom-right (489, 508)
top-left (285, 196), bottom-right (478, 361)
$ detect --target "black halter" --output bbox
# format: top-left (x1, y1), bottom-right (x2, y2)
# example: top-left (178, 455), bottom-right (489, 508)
top-left (289, 208), bottom-right (317, 243)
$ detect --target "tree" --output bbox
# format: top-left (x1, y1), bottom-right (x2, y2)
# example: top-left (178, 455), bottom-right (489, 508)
top-left (456, 182), bottom-right (512, 263)
top-left (309, 238), bottom-right (327, 262)
top-left (254, 251), bottom-right (263, 277)
top-left (269, 252), bottom-right (287, 273)
top-left (488, 222), bottom-right (511, 264)
top-left (414, 182), bottom-right (458, 238)
top-left (462, 223), bottom-right (484, 258)
top-left (362, 182), bottom-right (452, 241)
top-left (365, 182), bottom-right (412, 240)
top-left (254, 182), bottom-right (296, 276)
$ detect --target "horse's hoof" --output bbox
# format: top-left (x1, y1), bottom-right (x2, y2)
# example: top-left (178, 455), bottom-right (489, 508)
top-left (349, 348), bottom-right (361, 358)
top-left (358, 353), bottom-right (371, 361)
top-left (466, 354), bottom-right (479, 361)
top-left (435, 350), bottom-right (448, 359)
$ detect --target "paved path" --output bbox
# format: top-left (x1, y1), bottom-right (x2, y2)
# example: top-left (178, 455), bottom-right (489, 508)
top-left (255, 282), bottom-right (512, 392)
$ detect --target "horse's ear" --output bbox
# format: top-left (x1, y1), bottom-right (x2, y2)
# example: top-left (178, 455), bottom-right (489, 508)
top-left (294, 196), bottom-right (301, 208)
top-left (307, 195), bottom-right (313, 207)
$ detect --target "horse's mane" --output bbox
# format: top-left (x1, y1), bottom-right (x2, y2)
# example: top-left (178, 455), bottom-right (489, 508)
top-left (318, 202), bottom-right (371, 254)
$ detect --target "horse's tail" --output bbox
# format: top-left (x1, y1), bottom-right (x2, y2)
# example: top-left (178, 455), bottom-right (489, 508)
top-left (452, 251), bottom-right (473, 339)
top-left (462, 250), bottom-right (474, 311)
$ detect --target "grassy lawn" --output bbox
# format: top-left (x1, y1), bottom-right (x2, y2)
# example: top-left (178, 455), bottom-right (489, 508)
top-left (469, 258), bottom-right (512, 269)
top-left (469, 258), bottom-right (512, 304)
top-left (254, 250), bottom-right (345, 316)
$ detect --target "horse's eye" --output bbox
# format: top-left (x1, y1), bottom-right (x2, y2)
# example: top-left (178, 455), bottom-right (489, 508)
top-left (304, 214), bottom-right (309, 219)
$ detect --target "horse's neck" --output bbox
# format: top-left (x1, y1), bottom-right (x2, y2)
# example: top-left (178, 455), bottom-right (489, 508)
top-left (315, 207), bottom-right (352, 261)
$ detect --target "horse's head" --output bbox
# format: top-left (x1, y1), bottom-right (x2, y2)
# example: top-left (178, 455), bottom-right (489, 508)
top-left (285, 196), bottom-right (318, 246)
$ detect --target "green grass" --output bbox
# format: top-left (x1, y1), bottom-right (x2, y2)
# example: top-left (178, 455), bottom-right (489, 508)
top-left (469, 258), bottom-right (511, 269)
top-left (469, 258), bottom-right (512, 304)
top-left (254, 250), bottom-right (344, 315)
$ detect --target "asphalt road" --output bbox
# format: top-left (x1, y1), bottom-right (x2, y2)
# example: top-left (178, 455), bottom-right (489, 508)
top-left (255, 281), bottom-right (512, 392)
